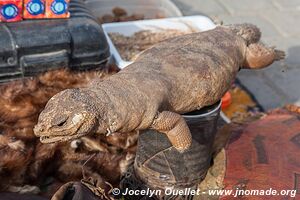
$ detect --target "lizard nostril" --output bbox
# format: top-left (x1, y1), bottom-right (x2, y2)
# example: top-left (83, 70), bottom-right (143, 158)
top-left (34, 125), bottom-right (44, 136)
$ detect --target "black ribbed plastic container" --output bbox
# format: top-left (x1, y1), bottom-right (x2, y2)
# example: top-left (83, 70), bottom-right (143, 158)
top-left (0, 0), bottom-right (110, 83)
top-left (121, 101), bottom-right (221, 200)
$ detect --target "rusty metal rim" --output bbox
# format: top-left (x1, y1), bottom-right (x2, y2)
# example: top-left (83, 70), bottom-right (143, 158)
top-left (182, 100), bottom-right (222, 119)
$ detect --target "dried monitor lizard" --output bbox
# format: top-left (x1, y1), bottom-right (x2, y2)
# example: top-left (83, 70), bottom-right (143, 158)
top-left (34, 24), bottom-right (285, 152)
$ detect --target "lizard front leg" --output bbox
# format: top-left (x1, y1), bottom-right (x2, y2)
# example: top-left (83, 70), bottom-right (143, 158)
top-left (244, 42), bottom-right (285, 69)
top-left (150, 111), bottom-right (192, 152)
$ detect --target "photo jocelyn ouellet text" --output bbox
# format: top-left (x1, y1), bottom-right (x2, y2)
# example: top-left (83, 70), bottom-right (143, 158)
top-left (112, 187), bottom-right (297, 198)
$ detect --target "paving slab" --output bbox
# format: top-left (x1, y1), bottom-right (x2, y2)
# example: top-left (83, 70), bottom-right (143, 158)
top-left (171, 0), bottom-right (229, 16)
top-left (217, 0), bottom-right (276, 15)
top-left (172, 0), bottom-right (300, 109)
top-left (263, 37), bottom-right (300, 65)
top-left (261, 10), bottom-right (300, 37)
top-left (260, 63), bottom-right (300, 105)
top-left (237, 69), bottom-right (289, 109)
top-left (272, 0), bottom-right (300, 10)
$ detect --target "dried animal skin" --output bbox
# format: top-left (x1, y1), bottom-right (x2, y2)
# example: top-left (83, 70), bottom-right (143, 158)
top-left (0, 78), bottom-right (39, 101)
top-left (28, 143), bottom-right (59, 181)
top-left (98, 7), bottom-right (145, 24)
top-left (35, 24), bottom-right (285, 152)
top-left (0, 67), bottom-right (131, 195)
top-left (80, 137), bottom-right (110, 153)
top-left (109, 30), bottom-right (192, 61)
top-left (0, 135), bottom-right (33, 191)
top-left (105, 131), bottom-right (139, 150)
top-left (8, 185), bottom-right (40, 194)
top-left (112, 7), bottom-right (127, 17)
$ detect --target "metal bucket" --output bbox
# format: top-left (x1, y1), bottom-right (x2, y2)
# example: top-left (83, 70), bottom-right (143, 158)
top-left (121, 101), bottom-right (221, 199)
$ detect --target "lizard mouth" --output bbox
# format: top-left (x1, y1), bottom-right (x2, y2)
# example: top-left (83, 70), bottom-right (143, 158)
top-left (39, 132), bottom-right (87, 143)
top-left (37, 112), bottom-right (97, 144)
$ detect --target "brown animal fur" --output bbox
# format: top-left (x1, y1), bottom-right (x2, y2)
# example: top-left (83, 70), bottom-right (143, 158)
top-left (0, 66), bottom-right (135, 195)
top-left (0, 135), bottom-right (33, 191)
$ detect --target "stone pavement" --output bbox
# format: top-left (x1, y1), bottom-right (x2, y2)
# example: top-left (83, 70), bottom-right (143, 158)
top-left (172, 0), bottom-right (300, 110)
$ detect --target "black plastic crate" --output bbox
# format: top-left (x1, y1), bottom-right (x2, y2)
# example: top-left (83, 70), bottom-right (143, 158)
top-left (0, 0), bottom-right (110, 83)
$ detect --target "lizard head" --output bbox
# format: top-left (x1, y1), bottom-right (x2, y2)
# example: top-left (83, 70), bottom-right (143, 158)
top-left (34, 88), bottom-right (103, 143)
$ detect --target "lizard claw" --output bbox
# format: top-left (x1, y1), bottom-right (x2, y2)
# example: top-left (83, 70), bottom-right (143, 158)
top-left (274, 49), bottom-right (285, 60)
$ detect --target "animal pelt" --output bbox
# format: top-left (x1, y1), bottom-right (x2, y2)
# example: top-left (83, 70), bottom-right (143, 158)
top-left (24, 136), bottom-right (135, 190)
top-left (24, 129), bottom-right (136, 193)
top-left (28, 143), bottom-right (59, 183)
top-left (0, 66), bottom-right (137, 195)
top-left (54, 135), bottom-right (136, 185)
top-left (0, 135), bottom-right (33, 191)
top-left (4, 116), bottom-right (39, 142)
top-left (0, 68), bottom-right (112, 124)
top-left (75, 131), bottom-right (139, 154)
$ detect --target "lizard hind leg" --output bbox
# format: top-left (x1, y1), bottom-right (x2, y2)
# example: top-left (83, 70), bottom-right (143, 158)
top-left (151, 111), bottom-right (192, 152)
top-left (243, 42), bottom-right (285, 69)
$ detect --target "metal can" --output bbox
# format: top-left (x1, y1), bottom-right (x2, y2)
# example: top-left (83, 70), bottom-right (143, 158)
top-left (122, 101), bottom-right (222, 199)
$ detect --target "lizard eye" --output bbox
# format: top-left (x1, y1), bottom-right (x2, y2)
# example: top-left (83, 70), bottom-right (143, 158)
top-left (57, 120), bottom-right (67, 127)
top-left (52, 115), bottom-right (69, 127)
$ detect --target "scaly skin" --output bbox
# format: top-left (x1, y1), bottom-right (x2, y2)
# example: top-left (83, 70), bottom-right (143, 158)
top-left (34, 24), bottom-right (285, 152)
